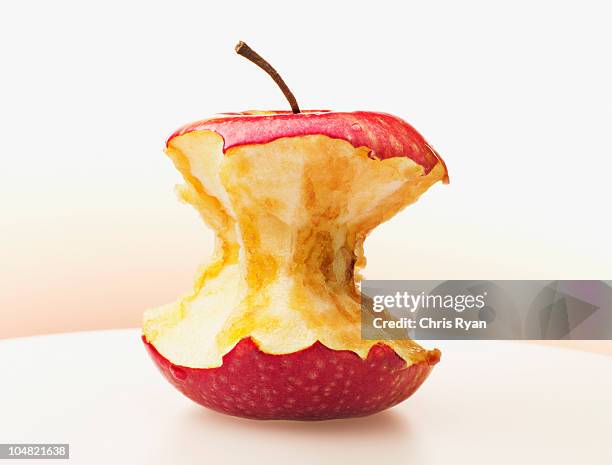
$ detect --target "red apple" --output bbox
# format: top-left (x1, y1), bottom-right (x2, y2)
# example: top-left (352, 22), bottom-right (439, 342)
top-left (143, 43), bottom-right (448, 421)
top-left (143, 110), bottom-right (447, 420)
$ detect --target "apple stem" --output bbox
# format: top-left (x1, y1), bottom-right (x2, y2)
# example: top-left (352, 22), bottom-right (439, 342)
top-left (235, 41), bottom-right (301, 114)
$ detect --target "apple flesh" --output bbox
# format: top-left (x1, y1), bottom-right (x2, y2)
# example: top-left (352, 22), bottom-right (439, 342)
top-left (143, 111), bottom-right (447, 420)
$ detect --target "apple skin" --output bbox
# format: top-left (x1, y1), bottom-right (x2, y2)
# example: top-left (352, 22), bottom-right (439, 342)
top-left (168, 110), bottom-right (448, 181)
top-left (144, 336), bottom-right (440, 421)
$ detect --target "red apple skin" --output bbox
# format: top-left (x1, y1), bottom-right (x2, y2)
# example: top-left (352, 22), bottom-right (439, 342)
top-left (143, 336), bottom-right (440, 421)
top-left (168, 110), bottom-right (448, 181)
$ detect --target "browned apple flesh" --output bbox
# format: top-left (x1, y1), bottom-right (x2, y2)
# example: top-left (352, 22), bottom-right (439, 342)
top-left (143, 131), bottom-right (446, 368)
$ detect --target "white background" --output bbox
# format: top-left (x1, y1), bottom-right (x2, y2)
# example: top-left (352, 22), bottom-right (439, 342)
top-left (1, 1), bottom-right (611, 336)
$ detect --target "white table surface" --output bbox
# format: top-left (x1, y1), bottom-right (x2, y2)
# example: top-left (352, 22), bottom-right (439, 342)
top-left (1, 329), bottom-right (611, 465)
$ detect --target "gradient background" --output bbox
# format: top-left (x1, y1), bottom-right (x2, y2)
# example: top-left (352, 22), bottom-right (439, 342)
top-left (1, 1), bottom-right (611, 341)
